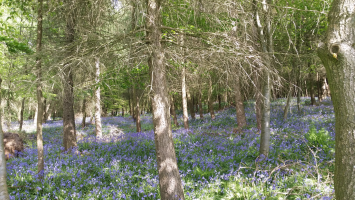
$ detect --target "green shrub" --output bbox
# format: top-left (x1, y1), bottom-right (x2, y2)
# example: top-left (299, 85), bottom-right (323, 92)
top-left (305, 125), bottom-right (334, 154)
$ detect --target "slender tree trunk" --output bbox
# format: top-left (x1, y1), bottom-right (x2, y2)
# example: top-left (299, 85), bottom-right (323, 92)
top-left (218, 94), bottom-right (222, 110)
top-left (36, 0), bottom-right (44, 178)
top-left (135, 88), bottom-right (141, 132)
top-left (318, 0), bottom-right (355, 199)
top-left (181, 65), bottom-right (189, 129)
top-left (0, 78), bottom-right (9, 200)
top-left (19, 98), bottom-right (25, 131)
top-left (234, 74), bottom-right (247, 128)
top-left (309, 72), bottom-right (316, 105)
top-left (283, 86), bottom-right (293, 120)
top-left (121, 107), bottom-right (124, 116)
top-left (253, 0), bottom-right (272, 157)
top-left (62, 2), bottom-right (77, 151)
top-left (198, 87), bottom-right (204, 119)
top-left (187, 90), bottom-right (195, 120)
top-left (94, 58), bottom-right (102, 138)
top-left (146, 1), bottom-right (185, 199)
top-left (170, 95), bottom-right (178, 126)
top-left (254, 72), bottom-right (262, 131)
top-left (208, 76), bottom-right (215, 120)
top-left (81, 98), bottom-right (86, 128)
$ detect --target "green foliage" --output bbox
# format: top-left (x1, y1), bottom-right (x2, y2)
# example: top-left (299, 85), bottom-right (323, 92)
top-left (0, 36), bottom-right (33, 54)
top-left (305, 125), bottom-right (334, 153)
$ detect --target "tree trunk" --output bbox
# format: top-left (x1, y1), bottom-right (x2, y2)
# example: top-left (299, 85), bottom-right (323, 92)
top-left (0, 78), bottom-right (9, 200)
top-left (181, 65), bottom-right (189, 129)
top-left (146, 0), bottom-right (185, 199)
top-left (187, 89), bottom-right (195, 120)
top-left (283, 86), bottom-right (293, 120)
top-left (218, 94), bottom-right (222, 110)
top-left (135, 88), bottom-right (141, 132)
top-left (19, 98), bottom-right (25, 131)
top-left (208, 76), bottom-right (215, 120)
top-left (309, 72), bottom-right (316, 105)
top-left (317, 0), bottom-right (355, 199)
top-left (253, 0), bottom-right (272, 157)
top-left (121, 107), bottom-right (124, 116)
top-left (94, 58), bottom-right (102, 138)
top-left (62, 2), bottom-right (77, 152)
top-left (254, 72), bottom-right (262, 131)
top-left (36, 0), bottom-right (44, 178)
top-left (81, 98), bottom-right (86, 128)
top-left (170, 95), bottom-right (178, 126)
top-left (198, 87), bottom-right (203, 119)
top-left (234, 74), bottom-right (247, 128)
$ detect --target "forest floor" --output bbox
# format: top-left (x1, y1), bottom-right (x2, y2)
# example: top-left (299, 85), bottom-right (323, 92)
top-left (6, 97), bottom-right (334, 200)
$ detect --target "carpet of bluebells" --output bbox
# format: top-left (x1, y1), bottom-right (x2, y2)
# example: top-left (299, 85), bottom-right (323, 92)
top-left (5, 97), bottom-right (334, 199)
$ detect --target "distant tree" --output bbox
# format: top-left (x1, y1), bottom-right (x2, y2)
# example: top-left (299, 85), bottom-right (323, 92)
top-left (317, 0), bottom-right (355, 199)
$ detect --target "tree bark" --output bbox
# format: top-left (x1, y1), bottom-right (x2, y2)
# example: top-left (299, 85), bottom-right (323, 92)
top-left (181, 65), bottom-right (189, 129)
top-left (187, 89), bottom-right (195, 120)
top-left (81, 98), bottom-right (86, 128)
top-left (309, 71), bottom-right (316, 105)
top-left (36, 0), bottom-right (44, 178)
top-left (317, 0), bottom-right (355, 199)
top-left (254, 72), bottom-right (262, 131)
top-left (121, 107), bottom-right (124, 116)
top-left (94, 58), bottom-right (102, 138)
top-left (19, 98), bottom-right (25, 131)
top-left (0, 78), bottom-right (9, 200)
top-left (146, 0), bottom-right (185, 199)
top-left (62, 1), bottom-right (77, 151)
top-left (234, 74), bottom-right (247, 128)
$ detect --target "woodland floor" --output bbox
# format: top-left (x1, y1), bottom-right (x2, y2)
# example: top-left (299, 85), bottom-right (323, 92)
top-left (5, 97), bottom-right (334, 200)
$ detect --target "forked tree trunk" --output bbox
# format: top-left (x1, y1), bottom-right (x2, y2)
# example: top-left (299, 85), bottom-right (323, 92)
top-left (94, 58), bottom-right (102, 138)
top-left (146, 0), bottom-right (185, 199)
top-left (234, 74), bottom-right (247, 128)
top-left (317, 0), bottom-right (355, 198)
top-left (62, 2), bottom-right (77, 151)
top-left (181, 65), bottom-right (189, 129)
top-left (170, 95), bottom-right (178, 126)
top-left (81, 98), bottom-right (86, 128)
top-left (19, 98), bottom-right (25, 131)
top-left (36, 0), bottom-right (44, 178)
top-left (208, 76), bottom-right (215, 120)
top-left (0, 78), bottom-right (10, 200)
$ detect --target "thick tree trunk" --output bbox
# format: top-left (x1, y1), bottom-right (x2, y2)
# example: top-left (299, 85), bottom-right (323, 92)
top-left (181, 65), bottom-right (189, 129)
top-left (208, 76), bottom-right (215, 120)
top-left (36, 0), bottom-right (44, 178)
top-left (94, 58), bottom-right (102, 138)
top-left (146, 0), bottom-right (185, 199)
top-left (0, 78), bottom-right (9, 200)
top-left (234, 74), bottom-right (247, 128)
top-left (317, 0), bottom-right (355, 199)
top-left (19, 98), bottom-right (25, 131)
top-left (198, 87), bottom-right (203, 119)
top-left (81, 98), bottom-right (86, 128)
top-left (170, 95), bottom-right (178, 126)
top-left (62, 2), bottom-right (77, 151)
